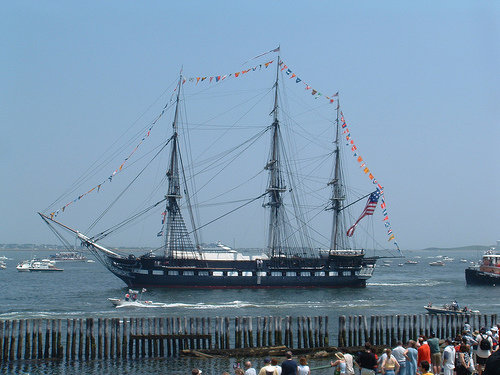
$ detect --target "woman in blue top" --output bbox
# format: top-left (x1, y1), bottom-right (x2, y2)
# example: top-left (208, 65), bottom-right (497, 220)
top-left (331, 352), bottom-right (347, 375)
top-left (405, 340), bottom-right (418, 375)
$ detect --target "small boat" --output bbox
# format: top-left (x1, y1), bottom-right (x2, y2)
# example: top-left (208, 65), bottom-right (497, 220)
top-left (16, 260), bottom-right (32, 272)
top-left (398, 263), bottom-right (404, 267)
top-left (429, 261), bottom-right (445, 266)
top-left (0, 261), bottom-right (6, 270)
top-left (49, 251), bottom-right (87, 261)
top-left (405, 260), bottom-right (418, 264)
top-left (443, 256), bottom-right (454, 261)
top-left (425, 301), bottom-right (479, 315)
top-left (29, 259), bottom-right (64, 272)
top-left (460, 259), bottom-right (468, 263)
top-left (0, 255), bottom-right (8, 260)
top-left (108, 289), bottom-right (168, 308)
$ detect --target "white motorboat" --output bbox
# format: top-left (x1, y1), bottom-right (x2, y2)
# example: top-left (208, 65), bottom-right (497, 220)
top-left (0, 261), bottom-right (6, 270)
top-left (108, 289), bottom-right (168, 308)
top-left (16, 260), bottom-right (32, 272)
top-left (29, 259), bottom-right (63, 272)
top-left (425, 301), bottom-right (479, 315)
top-left (429, 261), bottom-right (445, 266)
top-left (405, 260), bottom-right (418, 264)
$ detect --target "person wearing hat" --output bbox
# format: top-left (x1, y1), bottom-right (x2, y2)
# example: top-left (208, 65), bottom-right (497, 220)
top-left (491, 326), bottom-right (499, 342)
top-left (331, 352), bottom-right (347, 375)
top-left (442, 338), bottom-right (456, 375)
top-left (258, 358), bottom-right (278, 375)
top-left (476, 327), bottom-right (494, 375)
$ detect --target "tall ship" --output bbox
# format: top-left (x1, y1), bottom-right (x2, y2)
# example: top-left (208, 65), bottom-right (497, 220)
top-left (40, 51), bottom-right (400, 288)
top-left (465, 240), bottom-right (500, 285)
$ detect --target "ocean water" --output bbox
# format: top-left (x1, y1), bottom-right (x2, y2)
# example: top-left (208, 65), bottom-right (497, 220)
top-left (0, 248), bottom-right (498, 374)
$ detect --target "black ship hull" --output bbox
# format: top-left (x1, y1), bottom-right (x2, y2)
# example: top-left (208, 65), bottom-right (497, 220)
top-left (103, 253), bottom-right (376, 289)
top-left (465, 267), bottom-right (500, 286)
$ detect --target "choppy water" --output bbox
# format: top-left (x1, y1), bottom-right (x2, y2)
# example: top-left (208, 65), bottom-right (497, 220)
top-left (0, 248), bottom-right (498, 374)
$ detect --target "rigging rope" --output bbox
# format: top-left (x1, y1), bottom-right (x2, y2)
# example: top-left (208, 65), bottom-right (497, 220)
top-left (85, 137), bottom-right (173, 234)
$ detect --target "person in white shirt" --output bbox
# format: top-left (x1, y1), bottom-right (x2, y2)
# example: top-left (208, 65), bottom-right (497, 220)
top-left (392, 341), bottom-right (408, 375)
top-left (475, 327), bottom-right (494, 375)
top-left (442, 338), bottom-right (456, 375)
top-left (244, 361), bottom-right (257, 375)
top-left (258, 358), bottom-right (278, 375)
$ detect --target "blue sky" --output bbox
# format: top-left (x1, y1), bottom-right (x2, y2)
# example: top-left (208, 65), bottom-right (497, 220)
top-left (1, 1), bottom-right (499, 250)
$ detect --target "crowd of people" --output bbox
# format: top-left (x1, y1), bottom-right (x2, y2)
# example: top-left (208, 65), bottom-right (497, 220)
top-left (350, 324), bottom-right (499, 375)
top-left (189, 323), bottom-right (499, 375)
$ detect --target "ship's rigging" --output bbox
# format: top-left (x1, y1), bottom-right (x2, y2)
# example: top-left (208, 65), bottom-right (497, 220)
top-left (40, 53), bottom-right (401, 272)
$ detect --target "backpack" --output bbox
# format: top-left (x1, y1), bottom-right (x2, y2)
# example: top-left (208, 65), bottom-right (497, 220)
top-left (480, 334), bottom-right (491, 350)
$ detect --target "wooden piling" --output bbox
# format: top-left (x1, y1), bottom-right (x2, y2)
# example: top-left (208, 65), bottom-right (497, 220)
top-left (98, 318), bottom-right (103, 359)
top-left (159, 317), bottom-right (165, 356)
top-left (84, 318), bottom-right (90, 360)
top-left (147, 318), bottom-right (152, 357)
top-left (9, 320), bottom-right (17, 361)
top-left (248, 317), bottom-right (254, 348)
top-left (103, 318), bottom-right (109, 359)
top-left (57, 319), bottom-right (63, 359)
top-left (122, 318), bottom-right (128, 359)
top-left (338, 315), bottom-right (346, 347)
top-left (24, 319), bottom-right (30, 360)
top-left (3, 320), bottom-right (9, 361)
top-left (17, 319), bottom-right (24, 360)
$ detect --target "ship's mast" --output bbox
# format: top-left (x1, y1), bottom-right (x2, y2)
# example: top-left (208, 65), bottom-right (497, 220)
top-left (265, 56), bottom-right (286, 257)
top-left (329, 97), bottom-right (346, 250)
top-left (163, 74), bottom-right (196, 257)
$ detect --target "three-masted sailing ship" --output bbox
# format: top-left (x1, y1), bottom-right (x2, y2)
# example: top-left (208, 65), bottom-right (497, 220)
top-left (40, 54), bottom-right (389, 288)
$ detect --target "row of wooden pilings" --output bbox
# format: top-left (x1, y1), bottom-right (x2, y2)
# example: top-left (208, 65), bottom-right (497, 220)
top-left (1, 314), bottom-right (496, 362)
top-left (338, 313), bottom-right (498, 348)
top-left (0, 316), bottom-right (329, 361)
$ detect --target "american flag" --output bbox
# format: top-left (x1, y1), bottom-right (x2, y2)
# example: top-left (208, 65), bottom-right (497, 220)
top-left (346, 191), bottom-right (380, 237)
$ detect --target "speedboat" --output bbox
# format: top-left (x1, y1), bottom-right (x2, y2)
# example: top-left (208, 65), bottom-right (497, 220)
top-left (405, 260), bottom-right (418, 264)
top-left (0, 261), bottom-right (6, 270)
top-left (108, 289), bottom-right (168, 308)
top-left (425, 301), bottom-right (479, 315)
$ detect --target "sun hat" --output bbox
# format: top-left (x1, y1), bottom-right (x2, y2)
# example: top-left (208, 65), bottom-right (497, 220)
top-left (335, 352), bottom-right (345, 360)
